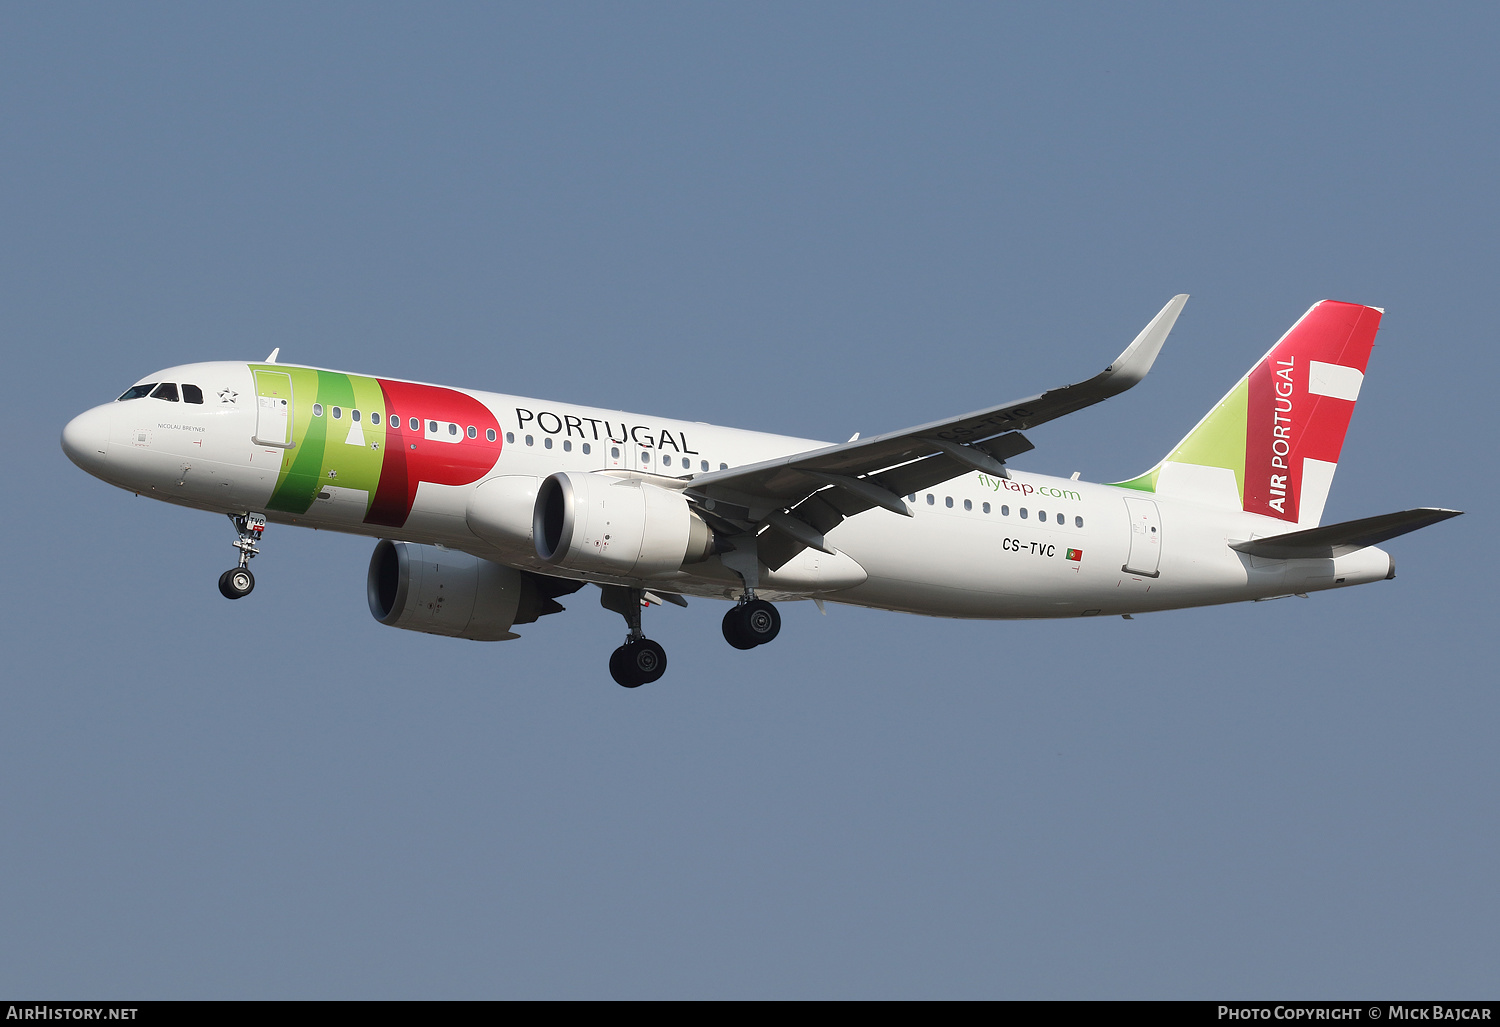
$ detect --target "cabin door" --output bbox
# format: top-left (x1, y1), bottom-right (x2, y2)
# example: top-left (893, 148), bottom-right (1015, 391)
top-left (1122, 497), bottom-right (1162, 578)
top-left (253, 370), bottom-right (294, 449)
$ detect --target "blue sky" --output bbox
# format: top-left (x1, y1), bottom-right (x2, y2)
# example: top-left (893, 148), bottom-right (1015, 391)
top-left (2, 3), bottom-right (1495, 998)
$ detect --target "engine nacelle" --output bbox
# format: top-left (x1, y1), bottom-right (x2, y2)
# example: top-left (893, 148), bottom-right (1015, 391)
top-left (534, 471), bottom-right (715, 577)
top-left (367, 539), bottom-right (524, 640)
top-left (466, 474), bottom-right (541, 554)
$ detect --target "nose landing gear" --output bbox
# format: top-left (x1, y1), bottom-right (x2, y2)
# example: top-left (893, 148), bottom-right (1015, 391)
top-left (218, 512), bottom-right (266, 600)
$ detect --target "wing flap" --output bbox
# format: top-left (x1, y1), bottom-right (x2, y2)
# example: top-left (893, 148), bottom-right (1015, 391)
top-left (871, 453), bottom-right (973, 500)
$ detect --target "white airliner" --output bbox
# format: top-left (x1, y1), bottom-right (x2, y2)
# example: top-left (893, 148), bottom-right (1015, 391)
top-left (62, 296), bottom-right (1459, 686)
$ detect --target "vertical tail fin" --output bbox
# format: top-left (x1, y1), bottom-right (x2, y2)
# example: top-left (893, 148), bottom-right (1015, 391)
top-left (1112, 300), bottom-right (1381, 527)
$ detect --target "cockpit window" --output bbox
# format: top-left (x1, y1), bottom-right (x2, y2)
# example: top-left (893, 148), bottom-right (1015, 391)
top-left (150, 383), bottom-right (180, 402)
top-left (118, 383), bottom-right (156, 401)
top-left (182, 384), bottom-right (204, 404)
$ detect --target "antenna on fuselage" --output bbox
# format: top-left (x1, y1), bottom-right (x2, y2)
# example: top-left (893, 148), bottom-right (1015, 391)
top-left (264, 348), bottom-right (280, 363)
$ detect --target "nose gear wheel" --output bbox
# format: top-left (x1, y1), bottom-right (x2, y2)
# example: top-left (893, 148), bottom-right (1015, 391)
top-left (218, 567), bottom-right (255, 599)
top-left (219, 513), bottom-right (266, 599)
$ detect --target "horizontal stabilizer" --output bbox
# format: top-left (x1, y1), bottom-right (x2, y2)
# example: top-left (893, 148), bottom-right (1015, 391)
top-left (1229, 507), bottom-right (1462, 559)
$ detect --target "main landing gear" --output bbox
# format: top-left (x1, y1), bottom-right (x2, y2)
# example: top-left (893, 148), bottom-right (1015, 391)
top-left (609, 637), bottom-right (667, 689)
top-left (600, 585), bottom-right (669, 689)
top-left (717, 538), bottom-right (781, 652)
top-left (597, 584), bottom-right (782, 688)
top-left (218, 512), bottom-right (265, 600)
top-left (722, 597), bottom-right (781, 650)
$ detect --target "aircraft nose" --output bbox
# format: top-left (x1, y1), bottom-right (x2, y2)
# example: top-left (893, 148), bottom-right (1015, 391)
top-left (61, 405), bottom-right (112, 474)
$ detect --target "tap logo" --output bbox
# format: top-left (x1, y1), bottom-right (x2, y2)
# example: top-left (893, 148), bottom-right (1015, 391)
top-left (250, 365), bottom-right (502, 528)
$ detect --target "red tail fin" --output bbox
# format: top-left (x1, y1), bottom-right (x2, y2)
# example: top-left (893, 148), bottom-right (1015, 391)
top-left (1243, 301), bottom-right (1379, 522)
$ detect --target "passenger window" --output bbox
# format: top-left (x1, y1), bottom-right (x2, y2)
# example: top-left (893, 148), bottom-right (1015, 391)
top-left (945, 496), bottom-right (953, 508)
top-left (410, 418), bottom-right (419, 431)
top-left (487, 429), bottom-right (497, 442)
top-left (662, 454), bottom-right (671, 466)
top-left (702, 461), bottom-right (709, 472)
top-left (926, 494), bottom-right (935, 505)
top-left (1075, 516), bottom-right (1083, 528)
top-left (611, 447), bottom-right (620, 458)
top-left (582, 443), bottom-right (591, 455)
top-left (182, 384), bottom-right (204, 404)
top-left (467, 426), bottom-right (477, 438)
top-left (313, 403), bottom-right (324, 417)
top-left (526, 436), bottom-right (534, 446)
top-left (641, 452), bottom-right (649, 463)
top-left (352, 409), bottom-right (361, 422)
top-left (964, 499), bottom-right (972, 511)
top-left (1001, 505), bottom-right (1009, 516)
top-left (117, 383), bottom-right (156, 401)
top-left (719, 463), bottom-right (727, 470)
top-left (333, 407), bottom-right (342, 419)
top-left (448, 423), bottom-right (457, 436)
top-left (1020, 508), bottom-right (1028, 519)
top-left (150, 383), bottom-right (179, 402)
top-left (544, 437), bottom-right (553, 449)
top-left (505, 432), bottom-right (514, 443)
top-left (371, 412), bottom-right (380, 425)
top-left (1056, 512), bottom-right (1064, 525)
top-left (908, 494), bottom-right (916, 502)
top-left (563, 440), bottom-right (571, 452)
top-left (983, 502), bottom-right (991, 514)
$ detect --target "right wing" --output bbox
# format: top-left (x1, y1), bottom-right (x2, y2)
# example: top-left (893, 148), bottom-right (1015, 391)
top-left (685, 295), bottom-right (1189, 568)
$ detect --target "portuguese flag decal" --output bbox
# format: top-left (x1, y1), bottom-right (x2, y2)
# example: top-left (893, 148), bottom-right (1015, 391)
top-left (1065, 548), bottom-right (1083, 562)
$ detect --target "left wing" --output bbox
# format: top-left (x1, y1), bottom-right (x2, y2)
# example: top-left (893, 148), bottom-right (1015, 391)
top-left (685, 295), bottom-right (1189, 569)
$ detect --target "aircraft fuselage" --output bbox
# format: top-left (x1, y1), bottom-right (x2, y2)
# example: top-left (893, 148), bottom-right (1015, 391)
top-left (61, 359), bottom-right (1394, 621)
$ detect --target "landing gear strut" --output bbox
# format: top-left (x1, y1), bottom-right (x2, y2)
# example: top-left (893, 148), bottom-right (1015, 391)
top-left (722, 596), bottom-right (781, 649)
top-left (601, 585), bottom-right (669, 688)
top-left (718, 536), bottom-right (782, 650)
top-left (219, 512), bottom-right (265, 600)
